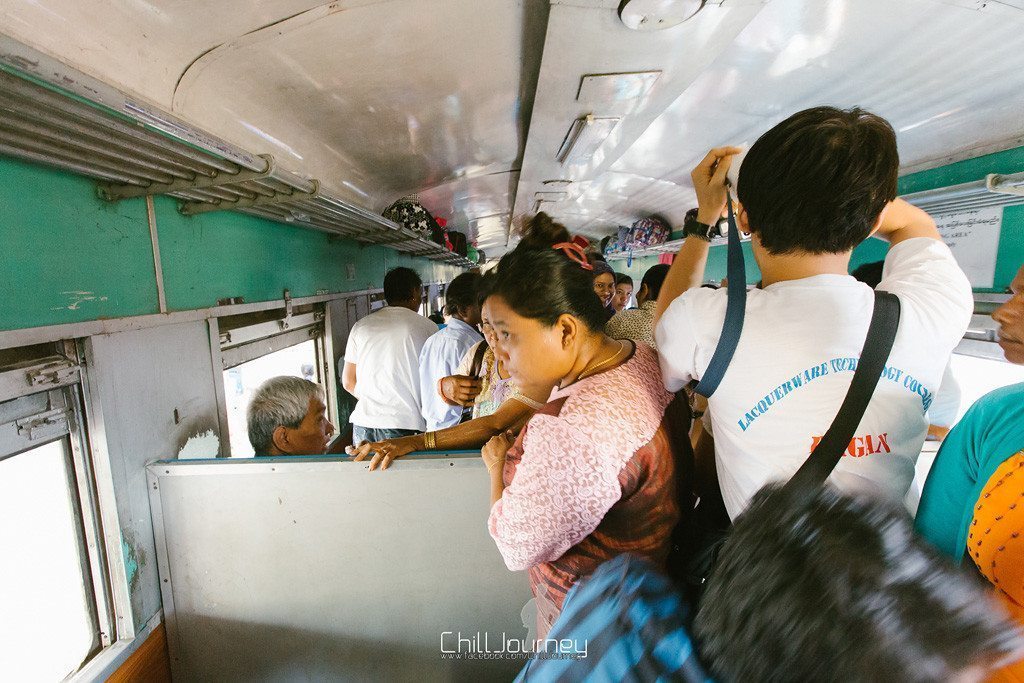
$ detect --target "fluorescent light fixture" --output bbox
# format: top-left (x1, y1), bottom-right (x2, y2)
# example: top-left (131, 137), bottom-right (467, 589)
top-left (577, 72), bottom-right (661, 103)
top-left (556, 115), bottom-right (621, 165)
top-left (534, 191), bottom-right (569, 202)
top-left (534, 199), bottom-right (560, 214)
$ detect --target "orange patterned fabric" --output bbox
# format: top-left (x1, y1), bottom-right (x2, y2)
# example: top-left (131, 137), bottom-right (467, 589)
top-left (969, 450), bottom-right (1024, 682)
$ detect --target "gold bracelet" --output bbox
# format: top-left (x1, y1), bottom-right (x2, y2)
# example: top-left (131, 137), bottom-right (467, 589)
top-left (424, 431), bottom-right (436, 450)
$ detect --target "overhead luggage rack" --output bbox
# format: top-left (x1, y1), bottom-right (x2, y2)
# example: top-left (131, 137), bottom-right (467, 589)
top-left (0, 64), bottom-right (474, 268)
top-left (901, 172), bottom-right (1024, 214)
top-left (604, 233), bottom-right (735, 261)
top-left (606, 172), bottom-right (1024, 263)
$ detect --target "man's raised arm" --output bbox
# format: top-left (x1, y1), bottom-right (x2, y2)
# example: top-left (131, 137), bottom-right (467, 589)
top-left (655, 146), bottom-right (742, 325)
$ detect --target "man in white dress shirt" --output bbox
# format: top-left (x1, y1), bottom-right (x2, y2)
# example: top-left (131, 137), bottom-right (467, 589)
top-left (419, 272), bottom-right (483, 431)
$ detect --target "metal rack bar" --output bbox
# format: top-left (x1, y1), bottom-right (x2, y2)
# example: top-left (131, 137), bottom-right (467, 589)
top-left (0, 59), bottom-right (469, 269)
top-left (100, 154), bottom-right (275, 201)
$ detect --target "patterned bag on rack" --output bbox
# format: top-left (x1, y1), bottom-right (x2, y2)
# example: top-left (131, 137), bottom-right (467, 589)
top-left (382, 196), bottom-right (440, 240)
top-left (604, 225), bottom-right (632, 256)
top-left (630, 216), bottom-right (671, 249)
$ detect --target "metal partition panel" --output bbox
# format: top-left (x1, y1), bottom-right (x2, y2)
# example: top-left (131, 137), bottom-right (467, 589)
top-left (148, 455), bottom-right (533, 682)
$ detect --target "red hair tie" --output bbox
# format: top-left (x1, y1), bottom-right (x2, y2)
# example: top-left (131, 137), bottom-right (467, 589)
top-left (552, 242), bottom-right (594, 270)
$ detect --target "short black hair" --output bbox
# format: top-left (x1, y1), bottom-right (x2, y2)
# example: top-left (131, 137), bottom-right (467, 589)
top-left (641, 264), bottom-right (671, 300)
top-left (738, 106), bottom-right (899, 255)
top-left (614, 273), bottom-right (633, 288)
top-left (695, 485), bottom-right (1023, 682)
top-left (443, 272), bottom-right (482, 317)
top-left (487, 213), bottom-right (607, 331)
top-left (851, 259), bottom-right (885, 289)
top-left (383, 267), bottom-right (422, 305)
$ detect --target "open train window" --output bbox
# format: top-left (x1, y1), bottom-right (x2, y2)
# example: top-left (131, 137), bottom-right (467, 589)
top-left (218, 307), bottom-right (329, 457)
top-left (0, 346), bottom-right (113, 680)
top-left (948, 295), bottom-right (1024, 423)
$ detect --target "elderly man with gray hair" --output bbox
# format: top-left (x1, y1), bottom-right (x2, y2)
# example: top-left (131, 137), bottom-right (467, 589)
top-left (247, 376), bottom-right (335, 456)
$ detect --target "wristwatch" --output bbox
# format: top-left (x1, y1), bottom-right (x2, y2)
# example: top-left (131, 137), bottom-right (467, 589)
top-left (683, 213), bottom-right (716, 242)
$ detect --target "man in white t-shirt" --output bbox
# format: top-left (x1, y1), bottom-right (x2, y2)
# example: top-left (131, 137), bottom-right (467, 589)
top-left (342, 267), bottom-right (439, 444)
top-left (655, 106), bottom-right (973, 520)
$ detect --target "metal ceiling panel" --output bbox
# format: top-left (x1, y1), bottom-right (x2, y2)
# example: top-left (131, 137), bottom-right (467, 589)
top-left (511, 1), bottom-right (765, 234)
top-left (597, 0), bottom-right (1024, 233)
top-left (170, 0), bottom-right (548, 239)
top-left (515, 0), bottom-right (1024, 238)
top-left (0, 0), bottom-right (334, 105)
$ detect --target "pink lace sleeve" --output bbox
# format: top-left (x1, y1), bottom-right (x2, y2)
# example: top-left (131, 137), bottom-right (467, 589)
top-left (487, 413), bottom-right (625, 571)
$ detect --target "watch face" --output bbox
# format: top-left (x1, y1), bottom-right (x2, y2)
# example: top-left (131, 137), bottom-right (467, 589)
top-left (714, 218), bottom-right (728, 237)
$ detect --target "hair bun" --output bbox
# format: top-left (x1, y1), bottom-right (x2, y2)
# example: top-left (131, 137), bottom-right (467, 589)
top-left (519, 212), bottom-right (571, 251)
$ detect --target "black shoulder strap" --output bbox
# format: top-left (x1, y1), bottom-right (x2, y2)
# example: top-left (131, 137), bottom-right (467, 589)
top-left (694, 193), bottom-right (746, 398)
top-left (469, 341), bottom-right (489, 378)
top-left (786, 290), bottom-right (902, 491)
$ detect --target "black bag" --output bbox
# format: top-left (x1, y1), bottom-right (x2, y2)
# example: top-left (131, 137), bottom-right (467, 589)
top-left (449, 230), bottom-right (468, 257)
top-left (382, 197), bottom-right (441, 240)
top-left (670, 195), bottom-right (903, 602)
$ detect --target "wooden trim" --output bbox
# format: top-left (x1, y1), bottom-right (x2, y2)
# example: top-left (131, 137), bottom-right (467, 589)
top-left (107, 622), bottom-right (171, 683)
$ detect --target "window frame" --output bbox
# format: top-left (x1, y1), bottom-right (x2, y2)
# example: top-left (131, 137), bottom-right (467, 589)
top-left (0, 347), bottom-right (118, 677)
top-left (213, 305), bottom-right (333, 457)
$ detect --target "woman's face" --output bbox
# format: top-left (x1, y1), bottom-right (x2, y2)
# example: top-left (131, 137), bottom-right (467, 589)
top-left (593, 272), bottom-right (615, 307)
top-left (612, 283), bottom-right (633, 312)
top-left (483, 296), bottom-right (577, 388)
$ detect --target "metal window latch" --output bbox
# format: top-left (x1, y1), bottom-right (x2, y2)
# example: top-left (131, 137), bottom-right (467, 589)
top-left (16, 407), bottom-right (71, 441)
top-left (281, 289), bottom-right (293, 330)
top-left (26, 360), bottom-right (77, 387)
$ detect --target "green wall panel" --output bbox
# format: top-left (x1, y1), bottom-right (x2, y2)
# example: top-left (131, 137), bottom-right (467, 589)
top-left (0, 156), bottom-right (461, 331)
top-left (153, 196), bottom-right (461, 311)
top-left (0, 156), bottom-right (157, 331)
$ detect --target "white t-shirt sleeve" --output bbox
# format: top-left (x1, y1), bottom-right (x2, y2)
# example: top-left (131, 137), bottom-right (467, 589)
top-left (344, 322), bottom-right (363, 365)
top-left (927, 360), bottom-right (962, 428)
top-left (877, 238), bottom-right (973, 350)
top-left (655, 291), bottom-right (704, 393)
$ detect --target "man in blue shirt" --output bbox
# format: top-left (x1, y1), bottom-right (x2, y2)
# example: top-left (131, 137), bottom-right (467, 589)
top-left (419, 272), bottom-right (483, 431)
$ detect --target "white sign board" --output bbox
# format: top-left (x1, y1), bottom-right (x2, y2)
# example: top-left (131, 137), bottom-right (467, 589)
top-left (934, 206), bottom-right (1003, 288)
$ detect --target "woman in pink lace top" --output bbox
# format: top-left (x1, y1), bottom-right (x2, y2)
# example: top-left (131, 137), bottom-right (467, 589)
top-left (479, 214), bottom-right (686, 638)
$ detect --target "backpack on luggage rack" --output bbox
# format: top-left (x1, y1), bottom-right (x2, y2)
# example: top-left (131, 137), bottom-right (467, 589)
top-left (382, 196), bottom-right (441, 240)
top-left (629, 216), bottom-right (671, 249)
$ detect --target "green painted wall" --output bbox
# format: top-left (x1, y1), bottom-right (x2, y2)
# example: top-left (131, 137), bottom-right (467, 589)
top-left (0, 156), bottom-right (158, 328)
top-left (617, 145), bottom-right (1024, 290)
top-left (0, 156), bottom-right (461, 331)
top-left (153, 196), bottom-right (460, 311)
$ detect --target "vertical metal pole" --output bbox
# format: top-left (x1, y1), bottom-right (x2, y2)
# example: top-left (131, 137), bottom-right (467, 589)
top-left (146, 195), bottom-right (168, 314)
top-left (206, 318), bottom-right (231, 458)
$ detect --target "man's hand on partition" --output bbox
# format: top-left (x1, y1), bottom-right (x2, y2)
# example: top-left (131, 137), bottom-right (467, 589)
top-left (692, 146), bottom-right (743, 226)
top-left (439, 374), bottom-right (483, 406)
top-left (347, 437), bottom-right (416, 471)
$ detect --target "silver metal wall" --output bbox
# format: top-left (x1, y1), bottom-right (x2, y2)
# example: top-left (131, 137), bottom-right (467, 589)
top-left (148, 455), bottom-right (533, 681)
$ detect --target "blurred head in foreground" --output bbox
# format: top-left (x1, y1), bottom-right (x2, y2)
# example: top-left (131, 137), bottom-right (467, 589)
top-left (695, 485), bottom-right (1024, 682)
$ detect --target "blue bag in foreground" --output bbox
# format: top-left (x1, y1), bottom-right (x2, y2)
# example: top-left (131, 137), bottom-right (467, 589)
top-left (515, 554), bottom-right (711, 682)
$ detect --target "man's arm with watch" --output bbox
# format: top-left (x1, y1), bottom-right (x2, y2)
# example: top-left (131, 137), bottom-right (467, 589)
top-left (654, 146), bottom-right (742, 325)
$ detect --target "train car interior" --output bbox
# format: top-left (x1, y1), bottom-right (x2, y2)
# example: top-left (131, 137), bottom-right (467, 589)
top-left (1, 0), bottom-right (1024, 680)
